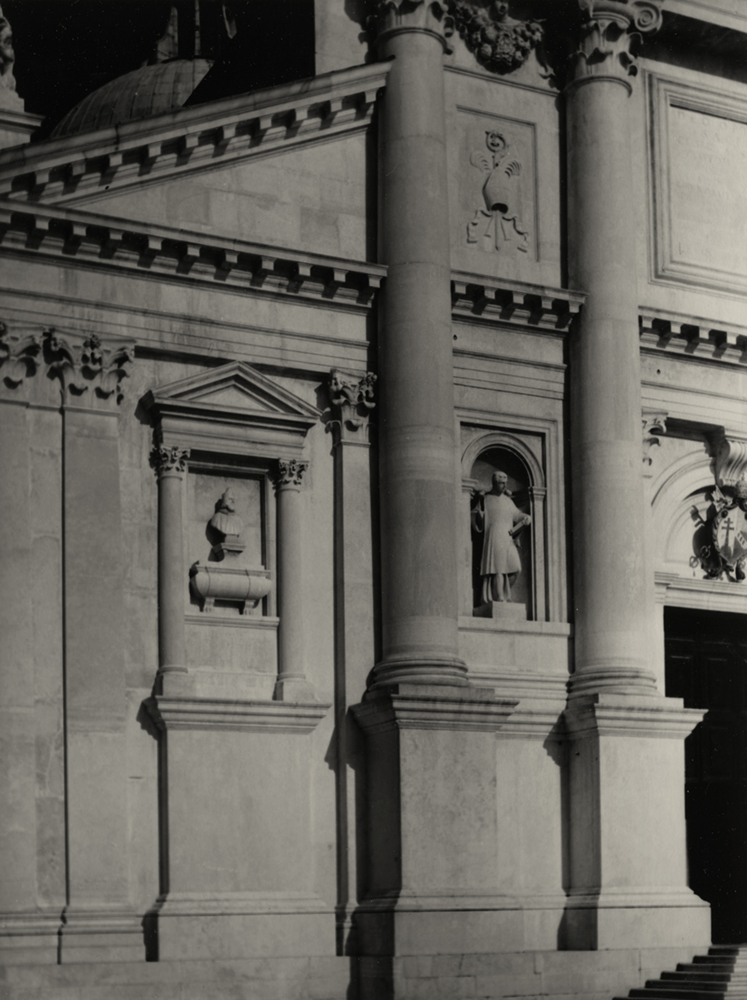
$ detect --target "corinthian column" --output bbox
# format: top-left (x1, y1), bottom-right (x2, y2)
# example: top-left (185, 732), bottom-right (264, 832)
top-left (152, 444), bottom-right (190, 682)
top-left (563, 3), bottom-right (710, 951)
top-left (371, 0), bottom-right (466, 688)
top-left (566, 0), bottom-right (662, 697)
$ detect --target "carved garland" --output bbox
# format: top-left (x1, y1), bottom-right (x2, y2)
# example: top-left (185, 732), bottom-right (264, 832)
top-left (447, 1), bottom-right (544, 74)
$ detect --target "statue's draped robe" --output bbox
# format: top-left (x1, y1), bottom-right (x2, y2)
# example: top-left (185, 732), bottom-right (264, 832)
top-left (476, 493), bottom-right (528, 601)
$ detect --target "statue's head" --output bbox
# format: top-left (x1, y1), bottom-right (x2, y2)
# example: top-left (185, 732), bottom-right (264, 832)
top-left (492, 471), bottom-right (508, 494)
top-left (217, 488), bottom-right (236, 513)
top-left (0, 10), bottom-right (14, 75)
top-left (485, 130), bottom-right (507, 159)
top-left (489, 2), bottom-right (510, 23)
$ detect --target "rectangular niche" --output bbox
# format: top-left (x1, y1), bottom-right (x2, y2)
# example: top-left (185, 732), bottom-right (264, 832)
top-left (650, 75), bottom-right (747, 296)
top-left (452, 107), bottom-right (538, 275)
top-left (184, 457), bottom-right (275, 619)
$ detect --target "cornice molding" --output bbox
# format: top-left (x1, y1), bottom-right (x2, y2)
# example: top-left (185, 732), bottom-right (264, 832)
top-left (0, 62), bottom-right (390, 208)
top-left (145, 695), bottom-right (330, 734)
top-left (640, 307), bottom-right (747, 366)
top-left (0, 201), bottom-right (385, 311)
top-left (452, 271), bottom-right (585, 330)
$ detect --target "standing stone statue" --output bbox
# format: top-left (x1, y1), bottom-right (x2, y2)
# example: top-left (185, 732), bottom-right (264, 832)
top-left (473, 470), bottom-right (531, 603)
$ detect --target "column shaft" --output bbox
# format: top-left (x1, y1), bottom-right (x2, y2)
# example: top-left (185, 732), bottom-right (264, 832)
top-left (156, 455), bottom-right (188, 676)
top-left (373, 14), bottom-right (466, 687)
top-left (567, 72), bottom-right (655, 694)
top-left (275, 459), bottom-right (313, 700)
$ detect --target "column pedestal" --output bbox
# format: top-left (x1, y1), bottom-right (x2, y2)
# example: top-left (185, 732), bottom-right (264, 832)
top-left (352, 685), bottom-right (517, 957)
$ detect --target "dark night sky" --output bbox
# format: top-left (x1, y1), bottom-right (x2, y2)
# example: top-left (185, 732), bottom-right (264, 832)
top-left (4, 1), bottom-right (317, 137)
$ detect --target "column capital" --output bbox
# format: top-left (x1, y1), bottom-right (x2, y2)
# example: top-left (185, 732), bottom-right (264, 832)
top-left (642, 411), bottom-right (667, 466)
top-left (0, 320), bottom-right (41, 392)
top-left (327, 369), bottom-right (377, 446)
top-left (570, 0), bottom-right (663, 88)
top-left (45, 329), bottom-right (135, 408)
top-left (151, 443), bottom-right (190, 478)
top-left (373, 0), bottom-right (455, 52)
top-left (275, 458), bottom-right (309, 491)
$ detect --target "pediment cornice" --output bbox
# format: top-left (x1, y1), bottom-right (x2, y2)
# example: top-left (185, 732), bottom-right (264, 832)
top-left (0, 61), bottom-right (389, 208)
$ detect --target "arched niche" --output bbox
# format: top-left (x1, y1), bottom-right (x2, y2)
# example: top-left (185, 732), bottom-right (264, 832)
top-left (651, 448), bottom-right (715, 577)
top-left (460, 431), bottom-right (547, 621)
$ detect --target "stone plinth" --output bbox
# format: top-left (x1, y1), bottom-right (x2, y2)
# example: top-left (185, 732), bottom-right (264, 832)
top-left (146, 696), bottom-right (332, 960)
top-left (352, 684), bottom-right (518, 956)
top-left (473, 601), bottom-right (527, 620)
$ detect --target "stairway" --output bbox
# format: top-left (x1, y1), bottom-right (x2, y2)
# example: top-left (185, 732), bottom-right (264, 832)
top-left (618, 946), bottom-right (747, 1000)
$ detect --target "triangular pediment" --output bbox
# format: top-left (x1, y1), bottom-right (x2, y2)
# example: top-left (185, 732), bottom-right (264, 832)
top-left (145, 361), bottom-right (320, 420)
top-left (0, 61), bottom-right (388, 213)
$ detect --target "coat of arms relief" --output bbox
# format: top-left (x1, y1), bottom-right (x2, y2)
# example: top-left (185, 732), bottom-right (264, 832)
top-left (690, 439), bottom-right (747, 582)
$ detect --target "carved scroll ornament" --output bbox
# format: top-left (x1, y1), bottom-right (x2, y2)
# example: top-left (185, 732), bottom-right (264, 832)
top-left (448, 1), bottom-right (544, 74)
top-left (642, 412), bottom-right (667, 465)
top-left (467, 130), bottom-right (528, 254)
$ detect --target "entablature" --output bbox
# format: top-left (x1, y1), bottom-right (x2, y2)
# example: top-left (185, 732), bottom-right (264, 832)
top-left (452, 270), bottom-right (585, 331)
top-left (640, 306), bottom-right (747, 366)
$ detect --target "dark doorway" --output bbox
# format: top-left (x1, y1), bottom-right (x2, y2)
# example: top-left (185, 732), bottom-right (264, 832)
top-left (665, 607), bottom-right (747, 944)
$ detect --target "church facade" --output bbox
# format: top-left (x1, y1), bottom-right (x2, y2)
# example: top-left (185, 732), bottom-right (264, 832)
top-left (1, 1), bottom-right (746, 997)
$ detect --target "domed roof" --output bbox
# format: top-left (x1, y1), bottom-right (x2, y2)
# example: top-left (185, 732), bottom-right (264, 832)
top-left (50, 58), bottom-right (212, 139)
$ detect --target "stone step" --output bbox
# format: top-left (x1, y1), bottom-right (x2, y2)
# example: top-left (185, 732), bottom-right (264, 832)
top-left (630, 989), bottom-right (727, 1000)
top-left (662, 973), bottom-right (734, 983)
top-left (648, 980), bottom-right (730, 991)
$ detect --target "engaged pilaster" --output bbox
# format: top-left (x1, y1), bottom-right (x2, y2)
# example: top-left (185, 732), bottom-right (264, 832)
top-left (371, 0), bottom-right (466, 689)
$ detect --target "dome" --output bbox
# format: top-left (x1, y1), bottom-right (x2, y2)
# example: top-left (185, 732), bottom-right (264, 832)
top-left (50, 58), bottom-right (213, 139)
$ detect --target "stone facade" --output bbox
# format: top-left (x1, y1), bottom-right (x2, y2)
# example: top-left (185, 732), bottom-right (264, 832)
top-left (1, 1), bottom-right (746, 998)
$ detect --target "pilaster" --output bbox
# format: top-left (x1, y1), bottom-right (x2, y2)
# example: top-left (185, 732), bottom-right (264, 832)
top-left (327, 370), bottom-right (378, 952)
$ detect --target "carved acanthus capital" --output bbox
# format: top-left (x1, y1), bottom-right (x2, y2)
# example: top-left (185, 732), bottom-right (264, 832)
top-left (327, 370), bottom-right (377, 445)
top-left (45, 329), bottom-right (134, 405)
top-left (447, 1), bottom-right (545, 75)
top-left (276, 458), bottom-right (309, 491)
top-left (373, 0), bottom-right (455, 51)
top-left (0, 321), bottom-right (42, 390)
top-left (642, 411), bottom-right (667, 465)
top-left (151, 444), bottom-right (190, 478)
top-left (570, 0), bottom-right (662, 85)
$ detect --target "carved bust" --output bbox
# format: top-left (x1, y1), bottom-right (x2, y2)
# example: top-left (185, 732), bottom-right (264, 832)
top-left (209, 488), bottom-right (244, 539)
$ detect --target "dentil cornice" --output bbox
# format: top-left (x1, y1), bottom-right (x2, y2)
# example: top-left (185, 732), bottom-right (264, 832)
top-left (374, 0), bottom-right (455, 50)
top-left (570, 0), bottom-right (663, 84)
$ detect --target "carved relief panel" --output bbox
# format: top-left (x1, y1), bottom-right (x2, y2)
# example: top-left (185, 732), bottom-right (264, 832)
top-left (453, 110), bottom-right (537, 274)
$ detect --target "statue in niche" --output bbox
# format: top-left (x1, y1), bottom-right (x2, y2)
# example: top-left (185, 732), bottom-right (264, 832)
top-left (472, 470), bottom-right (531, 603)
top-left (467, 130), bottom-right (529, 254)
top-left (208, 488), bottom-right (245, 560)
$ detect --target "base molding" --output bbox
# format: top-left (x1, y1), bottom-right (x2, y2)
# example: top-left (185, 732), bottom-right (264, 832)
top-left (58, 907), bottom-right (145, 963)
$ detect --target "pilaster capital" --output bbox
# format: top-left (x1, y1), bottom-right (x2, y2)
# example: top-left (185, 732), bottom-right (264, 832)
top-left (0, 320), bottom-right (42, 391)
top-left (373, 0), bottom-right (455, 52)
top-left (327, 369), bottom-right (377, 446)
top-left (275, 458), bottom-right (309, 491)
top-left (642, 411), bottom-right (667, 466)
top-left (151, 444), bottom-right (190, 478)
top-left (569, 0), bottom-right (662, 87)
top-left (45, 329), bottom-right (135, 407)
